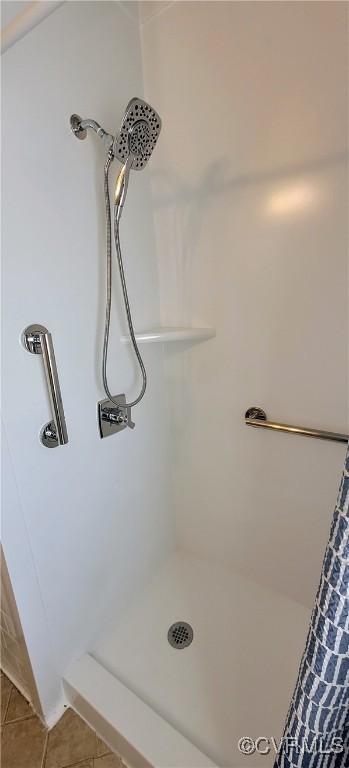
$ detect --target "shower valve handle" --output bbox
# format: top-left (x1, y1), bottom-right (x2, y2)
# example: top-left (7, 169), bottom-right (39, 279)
top-left (101, 405), bottom-right (135, 429)
top-left (126, 409), bottom-right (135, 429)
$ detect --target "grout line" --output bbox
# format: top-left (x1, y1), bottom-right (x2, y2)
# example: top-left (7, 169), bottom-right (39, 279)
top-left (61, 758), bottom-right (95, 768)
top-left (40, 727), bottom-right (49, 768)
top-left (4, 680), bottom-right (38, 725)
top-left (5, 712), bottom-right (37, 725)
top-left (2, 677), bottom-right (13, 723)
top-left (94, 731), bottom-right (112, 758)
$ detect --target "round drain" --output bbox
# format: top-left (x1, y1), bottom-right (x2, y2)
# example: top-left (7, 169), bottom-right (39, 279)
top-left (168, 621), bottom-right (193, 649)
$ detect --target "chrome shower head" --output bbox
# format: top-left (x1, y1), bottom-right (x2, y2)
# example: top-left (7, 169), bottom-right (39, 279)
top-left (113, 97), bottom-right (161, 170)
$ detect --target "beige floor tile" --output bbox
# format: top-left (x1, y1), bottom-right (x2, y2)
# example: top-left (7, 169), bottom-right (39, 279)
top-left (1, 674), bottom-right (12, 723)
top-left (96, 736), bottom-right (112, 757)
top-left (5, 686), bottom-right (33, 722)
top-left (2, 716), bottom-right (47, 768)
top-left (94, 755), bottom-right (124, 768)
top-left (45, 709), bottom-right (97, 768)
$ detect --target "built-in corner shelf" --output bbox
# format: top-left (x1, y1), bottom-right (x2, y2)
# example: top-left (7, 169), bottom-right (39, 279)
top-left (121, 327), bottom-right (216, 345)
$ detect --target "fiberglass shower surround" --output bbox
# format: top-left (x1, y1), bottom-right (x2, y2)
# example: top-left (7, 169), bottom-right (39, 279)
top-left (70, 98), bottom-right (162, 437)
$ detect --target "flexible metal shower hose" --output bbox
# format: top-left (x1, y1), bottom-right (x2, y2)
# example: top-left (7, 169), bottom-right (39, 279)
top-left (102, 152), bottom-right (147, 409)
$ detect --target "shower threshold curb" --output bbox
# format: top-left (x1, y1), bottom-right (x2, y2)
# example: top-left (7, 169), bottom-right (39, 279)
top-left (63, 653), bottom-right (217, 768)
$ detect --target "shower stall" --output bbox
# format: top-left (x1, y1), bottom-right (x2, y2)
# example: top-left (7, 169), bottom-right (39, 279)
top-left (1, 2), bottom-right (348, 767)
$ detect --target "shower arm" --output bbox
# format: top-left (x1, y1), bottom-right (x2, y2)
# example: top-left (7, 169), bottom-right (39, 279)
top-left (70, 114), bottom-right (115, 152)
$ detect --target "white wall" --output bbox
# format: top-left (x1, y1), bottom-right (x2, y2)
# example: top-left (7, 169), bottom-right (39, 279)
top-left (141, 1), bottom-right (348, 606)
top-left (2, 0), bottom-right (174, 724)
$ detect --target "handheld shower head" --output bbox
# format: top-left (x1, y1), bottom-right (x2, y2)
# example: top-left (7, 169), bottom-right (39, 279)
top-left (113, 97), bottom-right (161, 170)
top-left (113, 98), bottom-right (161, 221)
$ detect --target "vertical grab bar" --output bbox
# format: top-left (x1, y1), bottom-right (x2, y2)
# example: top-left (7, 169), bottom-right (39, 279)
top-left (22, 324), bottom-right (68, 448)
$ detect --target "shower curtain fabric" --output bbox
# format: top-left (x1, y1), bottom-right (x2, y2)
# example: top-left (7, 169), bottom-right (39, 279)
top-left (275, 448), bottom-right (349, 768)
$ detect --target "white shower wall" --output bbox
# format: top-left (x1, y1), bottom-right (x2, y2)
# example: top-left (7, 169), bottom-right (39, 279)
top-left (1, 0), bottom-right (174, 723)
top-left (140, 0), bottom-right (348, 607)
top-left (2, 0), bottom-right (348, 737)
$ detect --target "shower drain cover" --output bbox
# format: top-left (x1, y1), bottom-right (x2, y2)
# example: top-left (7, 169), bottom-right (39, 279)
top-left (168, 621), bottom-right (194, 649)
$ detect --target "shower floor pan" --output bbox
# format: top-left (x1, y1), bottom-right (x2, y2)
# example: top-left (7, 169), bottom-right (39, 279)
top-left (64, 552), bottom-right (310, 768)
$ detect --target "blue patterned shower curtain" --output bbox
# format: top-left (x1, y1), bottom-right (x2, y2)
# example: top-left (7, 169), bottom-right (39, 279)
top-left (275, 449), bottom-right (349, 768)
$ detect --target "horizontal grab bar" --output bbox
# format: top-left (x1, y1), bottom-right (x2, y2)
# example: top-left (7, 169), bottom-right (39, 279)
top-left (245, 407), bottom-right (348, 444)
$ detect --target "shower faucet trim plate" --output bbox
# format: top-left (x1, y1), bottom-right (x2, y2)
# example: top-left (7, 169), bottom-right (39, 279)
top-left (98, 394), bottom-right (135, 439)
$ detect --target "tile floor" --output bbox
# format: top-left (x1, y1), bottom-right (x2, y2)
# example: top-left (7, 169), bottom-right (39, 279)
top-left (1, 671), bottom-right (124, 768)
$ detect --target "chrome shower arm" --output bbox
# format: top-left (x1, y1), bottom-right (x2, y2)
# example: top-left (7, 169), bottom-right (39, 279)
top-left (70, 114), bottom-right (114, 151)
top-left (79, 118), bottom-right (114, 144)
